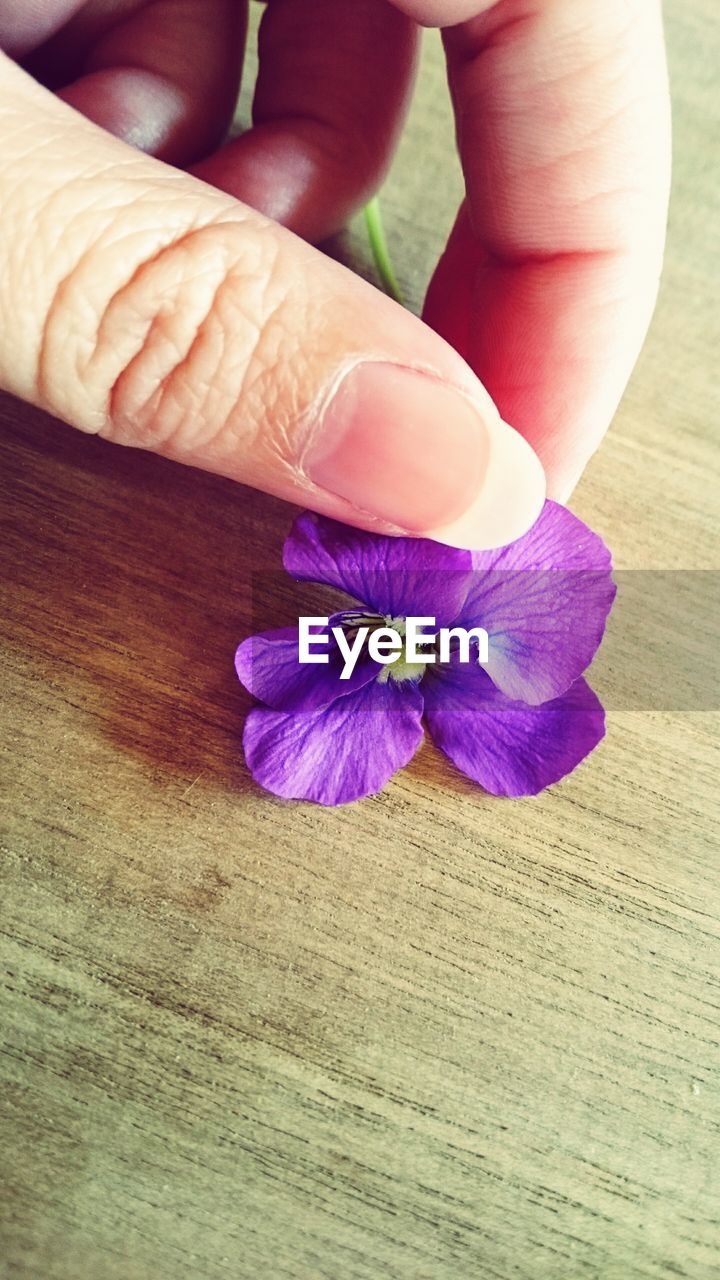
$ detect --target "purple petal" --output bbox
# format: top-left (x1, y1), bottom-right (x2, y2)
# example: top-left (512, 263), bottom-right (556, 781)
top-left (457, 500), bottom-right (616, 703)
top-left (243, 677), bottom-right (425, 805)
top-left (235, 620), bottom-right (379, 712)
top-left (424, 657), bottom-right (605, 797)
top-left (283, 512), bottom-right (472, 626)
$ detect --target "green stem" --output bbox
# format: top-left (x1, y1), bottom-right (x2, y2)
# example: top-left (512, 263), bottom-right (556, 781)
top-left (363, 196), bottom-right (403, 305)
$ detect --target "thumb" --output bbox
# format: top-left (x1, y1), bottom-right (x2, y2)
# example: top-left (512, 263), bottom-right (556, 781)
top-left (0, 54), bottom-right (544, 549)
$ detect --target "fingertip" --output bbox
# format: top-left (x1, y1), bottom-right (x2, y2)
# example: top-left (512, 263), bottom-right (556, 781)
top-left (299, 360), bottom-right (546, 551)
top-left (385, 0), bottom-right (491, 26)
top-left (428, 417), bottom-right (546, 550)
top-left (59, 69), bottom-right (191, 161)
top-left (192, 123), bottom-right (377, 243)
top-left (56, 0), bottom-right (244, 165)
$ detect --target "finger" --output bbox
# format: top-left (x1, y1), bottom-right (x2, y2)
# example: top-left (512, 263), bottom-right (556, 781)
top-left (0, 52), bottom-right (545, 550)
top-left (193, 0), bottom-right (418, 242)
top-left (385, 0), bottom-right (490, 23)
top-left (423, 0), bottom-right (671, 498)
top-left (48, 0), bottom-right (245, 165)
top-left (0, 0), bottom-right (86, 56)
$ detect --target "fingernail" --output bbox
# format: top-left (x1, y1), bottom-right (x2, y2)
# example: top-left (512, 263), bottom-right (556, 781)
top-left (432, 416), bottom-right (547, 550)
top-left (301, 361), bottom-right (545, 548)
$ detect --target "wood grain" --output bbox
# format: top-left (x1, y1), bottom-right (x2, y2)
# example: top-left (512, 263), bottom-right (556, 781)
top-left (1, 5), bottom-right (719, 1279)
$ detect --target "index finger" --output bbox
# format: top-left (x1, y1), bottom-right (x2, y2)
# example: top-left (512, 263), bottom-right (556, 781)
top-left (394, 0), bottom-right (671, 498)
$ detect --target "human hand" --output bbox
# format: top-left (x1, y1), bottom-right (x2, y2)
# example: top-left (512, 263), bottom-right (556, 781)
top-left (0, 1), bottom-right (670, 549)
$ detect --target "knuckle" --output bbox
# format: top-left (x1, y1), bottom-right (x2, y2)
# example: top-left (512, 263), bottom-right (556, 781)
top-left (101, 220), bottom-right (290, 458)
top-left (40, 210), bottom-right (303, 463)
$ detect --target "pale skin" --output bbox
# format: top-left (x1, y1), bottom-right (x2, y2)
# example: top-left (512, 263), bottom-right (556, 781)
top-left (0, 0), bottom-right (671, 549)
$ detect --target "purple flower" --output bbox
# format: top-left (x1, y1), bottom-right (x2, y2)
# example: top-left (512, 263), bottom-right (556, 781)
top-left (235, 502), bottom-right (616, 805)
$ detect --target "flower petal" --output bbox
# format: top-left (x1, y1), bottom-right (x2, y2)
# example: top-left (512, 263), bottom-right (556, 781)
top-left (424, 657), bottom-right (605, 796)
top-left (283, 512), bottom-right (472, 625)
top-left (235, 621), bottom-right (379, 712)
top-left (243, 677), bottom-right (425, 805)
top-left (456, 500), bottom-right (616, 703)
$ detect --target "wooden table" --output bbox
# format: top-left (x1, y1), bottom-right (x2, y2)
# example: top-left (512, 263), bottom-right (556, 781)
top-left (2, 5), bottom-right (718, 1278)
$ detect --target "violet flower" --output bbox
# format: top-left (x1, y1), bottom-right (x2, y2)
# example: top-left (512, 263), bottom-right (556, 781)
top-left (235, 502), bottom-right (615, 805)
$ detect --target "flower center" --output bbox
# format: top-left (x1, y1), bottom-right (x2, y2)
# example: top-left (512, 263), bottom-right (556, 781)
top-left (338, 611), bottom-right (433, 684)
top-left (379, 615), bottom-right (432, 683)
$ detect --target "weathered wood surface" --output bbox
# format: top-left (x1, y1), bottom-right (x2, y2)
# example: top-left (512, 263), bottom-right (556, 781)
top-left (1, 4), bottom-right (718, 1278)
